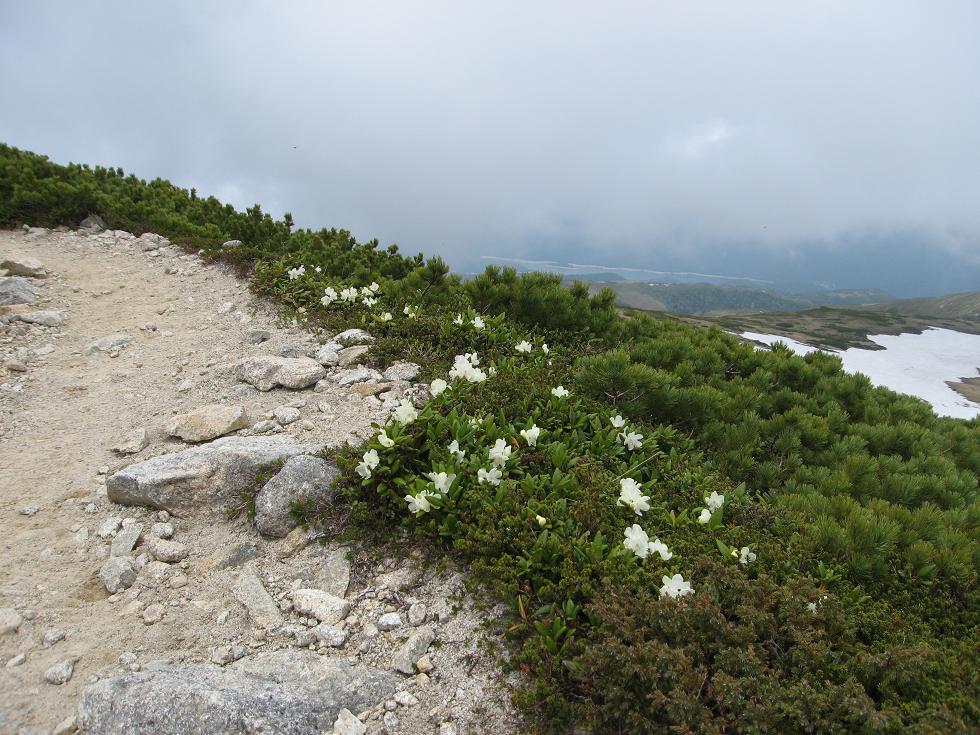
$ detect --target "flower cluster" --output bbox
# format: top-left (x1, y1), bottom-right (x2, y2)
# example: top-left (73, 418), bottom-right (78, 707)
top-left (320, 282), bottom-right (380, 308)
top-left (448, 353), bottom-right (487, 383)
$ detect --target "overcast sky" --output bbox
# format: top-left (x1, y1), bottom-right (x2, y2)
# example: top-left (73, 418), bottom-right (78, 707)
top-left (2, 1), bottom-right (979, 293)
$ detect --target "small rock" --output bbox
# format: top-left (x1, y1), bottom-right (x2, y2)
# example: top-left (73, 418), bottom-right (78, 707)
top-left (19, 505), bottom-right (39, 516)
top-left (1, 254), bottom-right (47, 278)
top-left (254, 455), bottom-right (340, 537)
top-left (110, 523), bottom-right (143, 556)
top-left (142, 604), bottom-right (165, 625)
top-left (313, 624), bottom-right (348, 647)
top-left (236, 355), bottom-right (326, 392)
top-left (276, 525), bottom-right (310, 560)
top-left (147, 538), bottom-right (188, 563)
top-left (43, 628), bottom-right (68, 647)
top-left (44, 659), bottom-right (75, 685)
top-left (80, 214), bottom-right (107, 230)
top-left (393, 690), bottom-right (418, 707)
top-left (391, 627), bottom-right (435, 675)
top-left (86, 334), bottom-right (132, 354)
top-left (0, 607), bottom-right (23, 635)
top-left (149, 522), bottom-right (174, 539)
top-left (292, 589), bottom-right (351, 624)
top-left (16, 309), bottom-right (65, 327)
top-left (96, 516), bottom-right (122, 539)
top-left (382, 711), bottom-right (399, 731)
top-left (273, 406), bottom-right (301, 425)
top-left (438, 723), bottom-right (458, 735)
top-left (6, 652), bottom-right (27, 667)
top-left (0, 275), bottom-right (38, 306)
top-left (112, 427), bottom-right (149, 455)
top-left (252, 419), bottom-right (278, 433)
top-left (166, 404), bottom-right (249, 442)
top-left (233, 568), bottom-right (284, 629)
top-left (176, 379), bottom-right (194, 393)
top-left (333, 708), bottom-right (367, 735)
top-left (245, 329), bottom-right (271, 344)
top-left (99, 557), bottom-right (137, 593)
top-left (382, 362), bottom-right (421, 382)
top-left (334, 329), bottom-right (374, 345)
top-left (222, 239), bottom-right (243, 249)
top-left (314, 344), bottom-right (340, 366)
top-left (211, 645), bottom-right (235, 665)
top-left (377, 613), bottom-right (402, 631)
top-left (337, 345), bottom-right (370, 367)
top-left (415, 655), bottom-right (434, 674)
top-left (407, 603), bottom-right (426, 627)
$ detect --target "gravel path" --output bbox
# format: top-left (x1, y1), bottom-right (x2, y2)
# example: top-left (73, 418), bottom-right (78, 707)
top-left (0, 228), bottom-right (519, 735)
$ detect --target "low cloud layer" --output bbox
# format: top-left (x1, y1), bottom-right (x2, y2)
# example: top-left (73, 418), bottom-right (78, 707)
top-left (2, 1), bottom-right (978, 293)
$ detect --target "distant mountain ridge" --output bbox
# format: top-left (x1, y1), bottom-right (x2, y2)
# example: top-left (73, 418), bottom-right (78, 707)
top-left (577, 279), bottom-right (892, 316)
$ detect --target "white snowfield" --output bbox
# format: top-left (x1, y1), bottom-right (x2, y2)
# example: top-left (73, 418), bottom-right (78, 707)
top-left (740, 328), bottom-right (980, 420)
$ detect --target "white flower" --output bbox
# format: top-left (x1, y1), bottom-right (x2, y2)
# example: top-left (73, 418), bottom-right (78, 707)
top-left (362, 296), bottom-right (377, 307)
top-left (536, 515), bottom-right (547, 527)
top-left (477, 467), bottom-right (503, 486)
top-left (648, 538), bottom-right (673, 561)
top-left (468, 417), bottom-right (479, 428)
top-left (405, 491), bottom-right (434, 514)
top-left (447, 440), bottom-right (465, 461)
top-left (487, 366), bottom-right (497, 377)
top-left (403, 305), bottom-right (418, 319)
top-left (806, 601), bottom-right (818, 614)
top-left (320, 286), bottom-right (337, 306)
top-left (380, 312), bottom-right (393, 321)
top-left (471, 315), bottom-right (485, 330)
top-left (739, 546), bottom-right (757, 566)
top-left (551, 386), bottom-right (569, 398)
top-left (697, 508), bottom-right (712, 524)
top-left (355, 448), bottom-right (380, 478)
top-left (360, 286), bottom-right (373, 298)
top-left (369, 281), bottom-right (380, 292)
top-left (393, 399), bottom-right (418, 425)
top-left (617, 478), bottom-right (651, 516)
top-left (519, 425), bottom-right (541, 446)
top-left (453, 313), bottom-right (464, 325)
top-left (618, 431), bottom-right (643, 451)
top-left (610, 415), bottom-right (626, 429)
top-left (426, 471), bottom-right (456, 495)
top-left (377, 429), bottom-right (395, 448)
top-left (449, 353), bottom-right (487, 383)
top-left (659, 573), bottom-right (694, 599)
top-left (705, 491), bottom-right (725, 512)
top-left (430, 378), bottom-right (448, 396)
top-left (488, 438), bottom-right (512, 467)
top-left (314, 265), bottom-right (322, 273)
top-left (340, 287), bottom-right (358, 303)
top-left (623, 524), bottom-right (651, 559)
top-left (515, 341), bottom-right (532, 354)
top-left (542, 343), bottom-right (549, 354)
top-left (287, 265), bottom-right (306, 280)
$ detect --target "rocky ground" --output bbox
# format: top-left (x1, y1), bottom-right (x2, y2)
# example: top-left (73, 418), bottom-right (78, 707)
top-left (0, 227), bottom-right (522, 735)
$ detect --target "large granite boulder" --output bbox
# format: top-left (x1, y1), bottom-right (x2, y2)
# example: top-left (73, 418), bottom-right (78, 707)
top-left (107, 436), bottom-right (320, 515)
top-left (0, 255), bottom-right (47, 278)
top-left (254, 455), bottom-right (340, 537)
top-left (236, 355), bottom-right (326, 391)
top-left (77, 651), bottom-right (397, 734)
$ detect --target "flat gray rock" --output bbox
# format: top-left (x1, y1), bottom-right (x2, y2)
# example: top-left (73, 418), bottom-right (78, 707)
top-left (0, 255), bottom-right (47, 278)
top-left (107, 436), bottom-right (320, 515)
top-left (0, 276), bottom-right (38, 306)
top-left (333, 329), bottom-right (374, 345)
top-left (232, 568), bottom-right (283, 629)
top-left (77, 650), bottom-right (397, 735)
top-left (166, 404), bottom-right (249, 442)
top-left (254, 455), bottom-right (340, 537)
top-left (236, 355), bottom-right (326, 391)
top-left (15, 309), bottom-right (65, 327)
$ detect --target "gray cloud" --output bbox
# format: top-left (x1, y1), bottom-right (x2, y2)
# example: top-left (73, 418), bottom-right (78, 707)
top-left (2, 1), bottom-right (979, 293)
